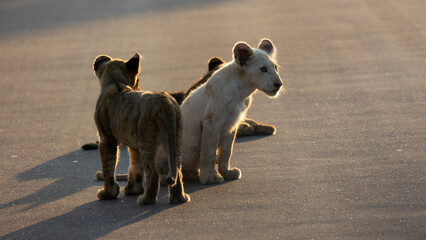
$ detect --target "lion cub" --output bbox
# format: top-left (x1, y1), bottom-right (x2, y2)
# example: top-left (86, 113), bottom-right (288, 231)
top-left (173, 57), bottom-right (277, 138)
top-left (181, 39), bottom-right (283, 184)
top-left (93, 53), bottom-right (190, 204)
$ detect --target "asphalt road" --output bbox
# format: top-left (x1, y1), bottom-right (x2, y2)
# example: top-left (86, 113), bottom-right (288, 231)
top-left (0, 0), bottom-right (425, 239)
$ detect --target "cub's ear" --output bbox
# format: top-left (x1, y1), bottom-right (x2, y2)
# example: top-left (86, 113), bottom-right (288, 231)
top-left (258, 38), bottom-right (275, 56)
top-left (207, 57), bottom-right (225, 71)
top-left (133, 77), bottom-right (140, 91)
top-left (126, 52), bottom-right (140, 74)
top-left (93, 55), bottom-right (111, 73)
top-left (233, 42), bottom-right (253, 67)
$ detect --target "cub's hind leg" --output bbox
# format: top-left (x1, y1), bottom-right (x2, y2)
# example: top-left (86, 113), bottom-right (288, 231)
top-left (236, 120), bottom-right (255, 138)
top-left (199, 118), bottom-right (224, 185)
top-left (236, 118), bottom-right (276, 138)
top-left (245, 118), bottom-right (276, 137)
top-left (169, 169), bottom-right (191, 204)
top-left (97, 137), bottom-right (120, 200)
top-left (137, 149), bottom-right (160, 205)
top-left (182, 141), bottom-right (201, 181)
top-left (124, 147), bottom-right (144, 196)
top-left (218, 130), bottom-right (241, 180)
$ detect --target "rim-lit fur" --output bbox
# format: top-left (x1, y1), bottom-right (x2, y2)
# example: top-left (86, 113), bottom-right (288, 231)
top-left (181, 39), bottom-right (284, 184)
top-left (93, 53), bottom-right (189, 204)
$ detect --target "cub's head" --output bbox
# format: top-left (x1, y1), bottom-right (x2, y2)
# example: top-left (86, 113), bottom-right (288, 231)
top-left (93, 53), bottom-right (141, 91)
top-left (233, 39), bottom-right (284, 97)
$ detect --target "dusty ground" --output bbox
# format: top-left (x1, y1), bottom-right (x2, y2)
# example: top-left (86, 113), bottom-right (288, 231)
top-left (0, 0), bottom-right (425, 239)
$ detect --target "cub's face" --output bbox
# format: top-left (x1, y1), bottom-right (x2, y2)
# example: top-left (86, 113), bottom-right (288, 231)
top-left (233, 39), bottom-right (283, 97)
top-left (246, 51), bottom-right (282, 97)
top-left (93, 53), bottom-right (140, 90)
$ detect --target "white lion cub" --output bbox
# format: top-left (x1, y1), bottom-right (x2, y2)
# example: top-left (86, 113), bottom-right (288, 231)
top-left (181, 39), bottom-right (283, 184)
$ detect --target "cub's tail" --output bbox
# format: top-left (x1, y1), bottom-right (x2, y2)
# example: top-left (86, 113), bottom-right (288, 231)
top-left (160, 92), bottom-right (182, 186)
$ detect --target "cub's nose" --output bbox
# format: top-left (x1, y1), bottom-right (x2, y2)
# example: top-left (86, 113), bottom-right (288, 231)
top-left (274, 82), bottom-right (282, 88)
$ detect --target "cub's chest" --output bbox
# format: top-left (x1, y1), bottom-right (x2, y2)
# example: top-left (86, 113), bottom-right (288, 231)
top-left (228, 95), bottom-right (251, 113)
top-left (216, 97), bottom-right (250, 129)
top-left (233, 99), bottom-right (249, 114)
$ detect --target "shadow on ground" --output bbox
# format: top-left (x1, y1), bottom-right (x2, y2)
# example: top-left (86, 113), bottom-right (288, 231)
top-left (0, 149), bottom-right (101, 211)
top-left (235, 135), bottom-right (271, 143)
top-left (1, 181), bottom-right (212, 240)
top-left (0, 147), bottom-right (224, 239)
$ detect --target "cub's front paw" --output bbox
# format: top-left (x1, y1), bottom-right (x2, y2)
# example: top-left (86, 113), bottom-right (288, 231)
top-left (222, 167), bottom-right (242, 180)
top-left (97, 183), bottom-right (120, 200)
top-left (124, 173), bottom-right (144, 195)
top-left (169, 193), bottom-right (191, 204)
top-left (137, 194), bottom-right (157, 205)
top-left (124, 182), bottom-right (144, 196)
top-left (199, 170), bottom-right (224, 185)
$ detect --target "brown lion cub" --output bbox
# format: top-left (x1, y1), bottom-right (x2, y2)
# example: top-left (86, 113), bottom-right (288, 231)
top-left (93, 53), bottom-right (190, 205)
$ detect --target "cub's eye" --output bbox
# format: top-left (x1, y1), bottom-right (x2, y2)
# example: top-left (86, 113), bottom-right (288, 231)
top-left (275, 65), bottom-right (278, 72)
top-left (260, 66), bottom-right (268, 73)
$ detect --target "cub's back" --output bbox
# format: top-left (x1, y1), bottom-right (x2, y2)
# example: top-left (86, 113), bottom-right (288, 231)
top-left (108, 91), bottom-right (162, 148)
